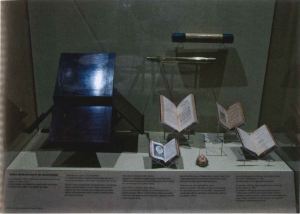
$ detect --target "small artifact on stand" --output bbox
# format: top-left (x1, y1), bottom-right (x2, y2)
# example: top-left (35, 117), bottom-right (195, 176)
top-left (160, 94), bottom-right (198, 146)
top-left (149, 138), bottom-right (180, 168)
top-left (196, 154), bottom-right (208, 167)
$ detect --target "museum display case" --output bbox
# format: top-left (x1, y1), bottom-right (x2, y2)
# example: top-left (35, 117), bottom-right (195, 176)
top-left (2, 0), bottom-right (300, 212)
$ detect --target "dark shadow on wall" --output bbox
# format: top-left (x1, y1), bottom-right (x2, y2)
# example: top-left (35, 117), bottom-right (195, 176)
top-left (260, 2), bottom-right (300, 211)
top-left (3, 0), bottom-right (37, 169)
top-left (175, 47), bottom-right (247, 88)
top-left (260, 0), bottom-right (300, 136)
top-left (5, 98), bottom-right (27, 146)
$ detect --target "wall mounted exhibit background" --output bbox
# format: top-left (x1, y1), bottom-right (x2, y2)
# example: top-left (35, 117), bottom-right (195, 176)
top-left (28, 0), bottom-right (275, 131)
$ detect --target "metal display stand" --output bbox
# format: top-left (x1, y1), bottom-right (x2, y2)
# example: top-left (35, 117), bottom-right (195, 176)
top-left (151, 157), bottom-right (178, 169)
top-left (159, 62), bottom-right (174, 100)
top-left (236, 146), bottom-right (275, 167)
top-left (205, 123), bottom-right (227, 157)
top-left (162, 127), bottom-right (193, 147)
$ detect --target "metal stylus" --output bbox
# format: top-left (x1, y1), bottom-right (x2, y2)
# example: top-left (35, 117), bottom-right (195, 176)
top-left (146, 56), bottom-right (216, 63)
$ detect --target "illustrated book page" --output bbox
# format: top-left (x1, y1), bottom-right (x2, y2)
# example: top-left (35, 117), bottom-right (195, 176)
top-left (160, 95), bottom-right (179, 131)
top-left (177, 94), bottom-right (198, 132)
top-left (237, 124), bottom-right (276, 157)
top-left (160, 94), bottom-right (197, 132)
top-left (217, 102), bottom-right (245, 129)
top-left (149, 139), bottom-right (179, 163)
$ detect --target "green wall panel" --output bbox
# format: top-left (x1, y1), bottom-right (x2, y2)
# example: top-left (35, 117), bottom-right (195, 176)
top-left (28, 0), bottom-right (275, 131)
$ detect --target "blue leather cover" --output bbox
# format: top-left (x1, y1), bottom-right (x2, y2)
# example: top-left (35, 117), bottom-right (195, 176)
top-left (50, 53), bottom-right (115, 147)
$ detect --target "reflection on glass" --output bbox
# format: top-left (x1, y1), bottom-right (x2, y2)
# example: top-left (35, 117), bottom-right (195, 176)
top-left (56, 53), bottom-right (115, 97)
top-left (92, 69), bottom-right (104, 94)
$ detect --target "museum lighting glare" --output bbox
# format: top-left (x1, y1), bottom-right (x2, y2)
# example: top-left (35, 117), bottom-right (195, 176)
top-left (93, 69), bottom-right (104, 91)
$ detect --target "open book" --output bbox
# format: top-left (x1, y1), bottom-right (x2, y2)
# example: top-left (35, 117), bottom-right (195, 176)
top-left (149, 138), bottom-right (179, 163)
top-left (160, 94), bottom-right (198, 132)
top-left (217, 102), bottom-right (245, 130)
top-left (237, 124), bottom-right (276, 157)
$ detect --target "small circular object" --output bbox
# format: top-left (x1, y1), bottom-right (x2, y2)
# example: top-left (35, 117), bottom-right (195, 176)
top-left (155, 146), bottom-right (164, 155)
top-left (196, 154), bottom-right (208, 167)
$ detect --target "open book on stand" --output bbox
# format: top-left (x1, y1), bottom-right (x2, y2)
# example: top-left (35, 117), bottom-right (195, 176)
top-left (149, 139), bottom-right (180, 163)
top-left (237, 124), bottom-right (276, 157)
top-left (217, 102), bottom-right (245, 130)
top-left (160, 94), bottom-right (198, 132)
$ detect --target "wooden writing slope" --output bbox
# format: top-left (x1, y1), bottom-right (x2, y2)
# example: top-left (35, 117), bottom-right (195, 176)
top-left (49, 53), bottom-right (144, 151)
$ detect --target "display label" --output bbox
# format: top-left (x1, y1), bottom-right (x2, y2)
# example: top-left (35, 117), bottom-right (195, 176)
top-left (4, 170), bottom-right (296, 212)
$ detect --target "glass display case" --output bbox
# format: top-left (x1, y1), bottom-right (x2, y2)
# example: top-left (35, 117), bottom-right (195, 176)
top-left (2, 0), bottom-right (300, 212)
